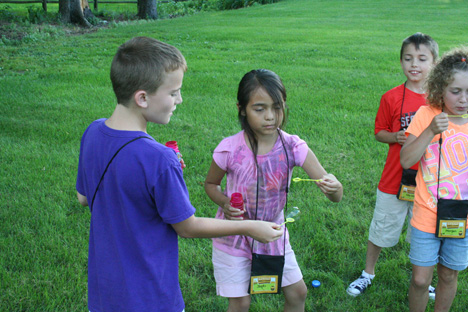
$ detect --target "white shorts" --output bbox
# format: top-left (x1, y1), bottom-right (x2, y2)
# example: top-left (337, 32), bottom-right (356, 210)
top-left (212, 245), bottom-right (303, 298)
top-left (368, 188), bottom-right (413, 248)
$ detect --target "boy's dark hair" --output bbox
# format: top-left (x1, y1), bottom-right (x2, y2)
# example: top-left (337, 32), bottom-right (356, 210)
top-left (426, 47), bottom-right (468, 109)
top-left (400, 32), bottom-right (439, 61)
top-left (237, 69), bottom-right (288, 157)
top-left (110, 37), bottom-right (187, 105)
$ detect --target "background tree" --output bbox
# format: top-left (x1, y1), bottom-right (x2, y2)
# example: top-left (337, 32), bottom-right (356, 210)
top-left (58, 0), bottom-right (157, 25)
top-left (59, 0), bottom-right (93, 27)
top-left (137, 0), bottom-right (158, 19)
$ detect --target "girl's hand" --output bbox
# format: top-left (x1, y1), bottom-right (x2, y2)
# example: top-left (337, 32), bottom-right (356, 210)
top-left (316, 174), bottom-right (343, 201)
top-left (222, 202), bottom-right (245, 220)
top-left (429, 112), bottom-right (449, 135)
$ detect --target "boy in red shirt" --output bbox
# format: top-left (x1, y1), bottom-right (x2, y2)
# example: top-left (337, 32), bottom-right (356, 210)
top-left (346, 33), bottom-right (438, 297)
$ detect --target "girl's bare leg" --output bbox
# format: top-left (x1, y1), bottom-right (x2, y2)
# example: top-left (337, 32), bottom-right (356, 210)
top-left (409, 264), bottom-right (434, 312)
top-left (434, 263), bottom-right (458, 312)
top-left (283, 279), bottom-right (307, 312)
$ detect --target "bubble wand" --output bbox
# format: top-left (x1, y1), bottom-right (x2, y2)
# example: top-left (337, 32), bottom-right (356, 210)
top-left (447, 114), bottom-right (468, 118)
top-left (280, 207), bottom-right (301, 226)
top-left (280, 218), bottom-right (295, 226)
top-left (292, 177), bottom-right (322, 183)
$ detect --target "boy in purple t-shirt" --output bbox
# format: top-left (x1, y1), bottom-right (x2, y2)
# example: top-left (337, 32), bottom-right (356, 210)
top-left (76, 37), bottom-right (282, 312)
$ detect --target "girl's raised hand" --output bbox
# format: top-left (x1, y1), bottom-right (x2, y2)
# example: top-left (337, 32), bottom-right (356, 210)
top-left (222, 202), bottom-right (245, 221)
top-left (316, 173), bottom-right (343, 202)
top-left (430, 112), bottom-right (449, 135)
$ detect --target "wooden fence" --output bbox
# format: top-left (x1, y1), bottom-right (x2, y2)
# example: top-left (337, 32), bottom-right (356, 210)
top-left (0, 0), bottom-right (181, 12)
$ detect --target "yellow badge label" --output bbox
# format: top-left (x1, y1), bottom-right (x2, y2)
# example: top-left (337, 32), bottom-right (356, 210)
top-left (250, 275), bottom-right (279, 294)
top-left (398, 185), bottom-right (415, 202)
top-left (438, 219), bottom-right (466, 238)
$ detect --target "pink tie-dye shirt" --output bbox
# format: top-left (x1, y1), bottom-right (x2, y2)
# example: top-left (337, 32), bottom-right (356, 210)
top-left (212, 130), bottom-right (309, 258)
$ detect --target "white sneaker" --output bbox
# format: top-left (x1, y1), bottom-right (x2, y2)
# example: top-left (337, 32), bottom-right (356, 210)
top-left (428, 285), bottom-right (436, 300)
top-left (346, 270), bottom-right (374, 297)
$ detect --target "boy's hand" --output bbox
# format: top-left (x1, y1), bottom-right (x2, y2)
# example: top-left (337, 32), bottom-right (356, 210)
top-left (316, 173), bottom-right (342, 195)
top-left (222, 202), bottom-right (244, 220)
top-left (395, 130), bottom-right (407, 145)
top-left (430, 112), bottom-right (449, 135)
top-left (247, 221), bottom-right (282, 243)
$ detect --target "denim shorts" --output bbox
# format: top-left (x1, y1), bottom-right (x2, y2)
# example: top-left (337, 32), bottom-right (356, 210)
top-left (409, 226), bottom-right (468, 271)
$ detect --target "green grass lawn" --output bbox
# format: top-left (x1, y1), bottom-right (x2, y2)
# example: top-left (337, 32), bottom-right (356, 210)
top-left (1, 0), bottom-right (468, 311)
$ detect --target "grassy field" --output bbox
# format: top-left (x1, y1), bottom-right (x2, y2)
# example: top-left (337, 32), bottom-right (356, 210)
top-left (1, 0), bottom-right (468, 311)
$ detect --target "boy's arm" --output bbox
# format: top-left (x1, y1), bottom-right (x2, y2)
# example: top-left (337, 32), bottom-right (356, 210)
top-left (400, 112), bottom-right (449, 169)
top-left (171, 215), bottom-right (282, 243)
top-left (204, 160), bottom-right (244, 220)
top-left (301, 149), bottom-right (343, 202)
top-left (77, 191), bottom-right (88, 207)
top-left (374, 93), bottom-right (407, 145)
top-left (375, 129), bottom-right (407, 145)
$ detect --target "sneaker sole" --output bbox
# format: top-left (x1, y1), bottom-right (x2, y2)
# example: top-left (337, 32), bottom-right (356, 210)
top-left (346, 288), bottom-right (362, 297)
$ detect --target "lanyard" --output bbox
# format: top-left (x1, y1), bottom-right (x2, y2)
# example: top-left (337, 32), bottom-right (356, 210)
top-left (436, 134), bottom-right (443, 199)
top-left (250, 129), bottom-right (288, 255)
top-left (90, 136), bottom-right (152, 211)
top-left (399, 81), bottom-right (407, 131)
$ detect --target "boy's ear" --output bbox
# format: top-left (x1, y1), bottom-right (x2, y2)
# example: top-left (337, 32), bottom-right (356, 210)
top-left (134, 90), bottom-right (148, 108)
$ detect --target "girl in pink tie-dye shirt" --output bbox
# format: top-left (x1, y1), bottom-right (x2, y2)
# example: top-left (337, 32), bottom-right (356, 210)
top-left (205, 69), bottom-right (343, 311)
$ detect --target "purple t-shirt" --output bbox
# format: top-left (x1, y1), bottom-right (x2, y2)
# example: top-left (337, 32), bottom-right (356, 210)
top-left (76, 119), bottom-right (195, 312)
top-left (212, 130), bottom-right (308, 258)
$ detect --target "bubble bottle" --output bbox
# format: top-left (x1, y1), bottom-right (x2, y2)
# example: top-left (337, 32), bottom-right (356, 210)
top-left (165, 141), bottom-right (186, 170)
top-left (230, 192), bottom-right (245, 214)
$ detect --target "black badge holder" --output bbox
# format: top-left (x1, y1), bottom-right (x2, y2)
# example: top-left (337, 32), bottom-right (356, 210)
top-left (397, 82), bottom-right (418, 201)
top-left (397, 169), bottom-right (417, 201)
top-left (90, 136), bottom-right (152, 212)
top-left (435, 135), bottom-right (468, 238)
top-left (248, 130), bottom-right (287, 295)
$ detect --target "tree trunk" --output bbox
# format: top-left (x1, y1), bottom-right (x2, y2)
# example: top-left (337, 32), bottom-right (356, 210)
top-left (59, 0), bottom-right (93, 27)
top-left (137, 0), bottom-right (158, 20)
top-left (59, 0), bottom-right (71, 23)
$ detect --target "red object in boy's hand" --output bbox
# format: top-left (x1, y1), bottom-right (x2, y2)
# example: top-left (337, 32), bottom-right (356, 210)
top-left (165, 141), bottom-right (186, 170)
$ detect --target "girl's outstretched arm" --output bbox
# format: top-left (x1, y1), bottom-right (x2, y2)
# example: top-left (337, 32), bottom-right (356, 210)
top-left (204, 160), bottom-right (244, 220)
top-left (400, 112), bottom-right (449, 169)
top-left (301, 149), bottom-right (343, 202)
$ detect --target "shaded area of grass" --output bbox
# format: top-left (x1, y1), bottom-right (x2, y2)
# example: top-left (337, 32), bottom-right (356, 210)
top-left (0, 0), bottom-right (280, 44)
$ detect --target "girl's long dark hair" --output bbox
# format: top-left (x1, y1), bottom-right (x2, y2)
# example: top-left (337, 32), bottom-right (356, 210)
top-left (237, 69), bottom-right (288, 159)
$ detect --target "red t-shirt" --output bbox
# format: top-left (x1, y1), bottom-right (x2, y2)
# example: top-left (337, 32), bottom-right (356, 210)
top-left (375, 84), bottom-right (426, 194)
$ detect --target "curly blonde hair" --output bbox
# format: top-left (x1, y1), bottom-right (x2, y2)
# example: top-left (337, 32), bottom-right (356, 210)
top-left (426, 47), bottom-right (468, 109)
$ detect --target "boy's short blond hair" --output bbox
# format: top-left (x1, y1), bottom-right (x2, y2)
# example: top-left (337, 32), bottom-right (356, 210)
top-left (110, 37), bottom-right (187, 106)
top-left (426, 47), bottom-right (468, 109)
